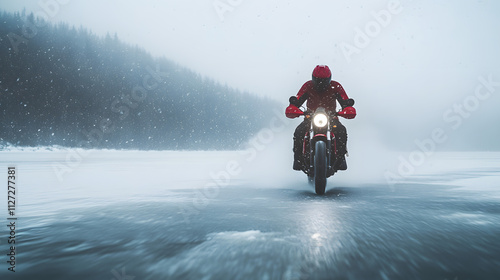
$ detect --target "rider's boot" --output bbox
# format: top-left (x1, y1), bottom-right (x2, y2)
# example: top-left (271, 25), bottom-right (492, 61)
top-left (334, 154), bottom-right (347, 170)
top-left (293, 137), bottom-right (303, 171)
top-left (331, 124), bottom-right (348, 171)
top-left (293, 157), bottom-right (303, 171)
top-left (333, 141), bottom-right (348, 171)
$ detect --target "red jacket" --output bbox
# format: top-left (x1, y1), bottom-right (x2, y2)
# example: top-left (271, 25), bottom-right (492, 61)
top-left (294, 80), bottom-right (350, 112)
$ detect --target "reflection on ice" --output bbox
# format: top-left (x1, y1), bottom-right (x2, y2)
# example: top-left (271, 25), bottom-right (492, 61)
top-left (440, 212), bottom-right (496, 226)
top-left (0, 148), bottom-right (499, 279)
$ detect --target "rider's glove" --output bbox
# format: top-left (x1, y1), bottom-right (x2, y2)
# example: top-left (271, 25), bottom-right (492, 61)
top-left (289, 96), bottom-right (300, 107)
top-left (339, 98), bottom-right (355, 109)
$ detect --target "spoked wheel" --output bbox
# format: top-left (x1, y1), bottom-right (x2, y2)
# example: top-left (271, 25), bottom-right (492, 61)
top-left (314, 141), bottom-right (327, 195)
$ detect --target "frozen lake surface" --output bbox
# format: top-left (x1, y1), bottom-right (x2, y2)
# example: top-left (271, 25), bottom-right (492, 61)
top-left (1, 149), bottom-right (500, 279)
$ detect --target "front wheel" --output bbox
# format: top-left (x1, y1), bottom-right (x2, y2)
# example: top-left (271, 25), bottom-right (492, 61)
top-left (314, 141), bottom-right (327, 195)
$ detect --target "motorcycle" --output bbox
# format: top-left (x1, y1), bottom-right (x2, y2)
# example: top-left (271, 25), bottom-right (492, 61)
top-left (286, 104), bottom-right (356, 194)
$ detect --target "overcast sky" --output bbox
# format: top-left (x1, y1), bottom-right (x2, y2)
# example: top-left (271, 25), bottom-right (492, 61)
top-left (2, 0), bottom-right (500, 150)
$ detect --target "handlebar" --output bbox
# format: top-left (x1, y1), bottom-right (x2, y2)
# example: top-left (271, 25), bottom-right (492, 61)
top-left (286, 104), bottom-right (356, 119)
top-left (302, 109), bottom-right (338, 118)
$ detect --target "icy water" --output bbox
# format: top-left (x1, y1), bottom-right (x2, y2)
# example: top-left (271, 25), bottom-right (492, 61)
top-left (1, 149), bottom-right (500, 279)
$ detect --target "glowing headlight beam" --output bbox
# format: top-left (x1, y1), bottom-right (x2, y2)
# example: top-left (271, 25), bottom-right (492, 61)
top-left (313, 113), bottom-right (328, 128)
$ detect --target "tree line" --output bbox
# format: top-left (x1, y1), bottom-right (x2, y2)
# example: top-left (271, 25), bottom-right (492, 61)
top-left (0, 10), bottom-right (279, 150)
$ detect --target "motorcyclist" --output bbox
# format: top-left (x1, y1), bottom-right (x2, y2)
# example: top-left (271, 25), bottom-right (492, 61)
top-left (286, 65), bottom-right (355, 171)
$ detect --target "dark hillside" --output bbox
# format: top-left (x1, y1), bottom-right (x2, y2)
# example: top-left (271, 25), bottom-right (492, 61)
top-left (0, 10), bottom-right (278, 150)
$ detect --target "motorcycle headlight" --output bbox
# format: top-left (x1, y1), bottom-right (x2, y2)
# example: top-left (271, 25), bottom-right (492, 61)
top-left (313, 113), bottom-right (328, 128)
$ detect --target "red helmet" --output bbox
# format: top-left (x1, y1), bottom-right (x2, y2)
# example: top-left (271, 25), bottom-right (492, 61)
top-left (312, 65), bottom-right (331, 92)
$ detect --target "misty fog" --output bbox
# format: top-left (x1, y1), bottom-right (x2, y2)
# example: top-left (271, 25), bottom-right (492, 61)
top-left (2, 2), bottom-right (500, 279)
top-left (3, 0), bottom-right (500, 154)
